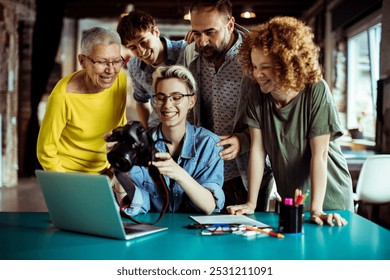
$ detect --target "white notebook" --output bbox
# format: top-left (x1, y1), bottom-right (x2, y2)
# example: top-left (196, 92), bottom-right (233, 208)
top-left (190, 214), bottom-right (272, 228)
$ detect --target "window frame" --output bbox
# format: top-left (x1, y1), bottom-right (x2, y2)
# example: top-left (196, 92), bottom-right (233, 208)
top-left (345, 11), bottom-right (382, 141)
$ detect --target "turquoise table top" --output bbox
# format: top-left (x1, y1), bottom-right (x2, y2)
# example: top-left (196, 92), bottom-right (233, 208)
top-left (1, 210), bottom-right (389, 260)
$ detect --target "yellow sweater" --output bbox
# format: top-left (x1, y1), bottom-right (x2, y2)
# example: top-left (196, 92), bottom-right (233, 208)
top-left (37, 70), bottom-right (127, 173)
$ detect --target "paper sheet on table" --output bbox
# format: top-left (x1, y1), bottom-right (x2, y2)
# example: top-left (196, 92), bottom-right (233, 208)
top-left (190, 215), bottom-right (272, 229)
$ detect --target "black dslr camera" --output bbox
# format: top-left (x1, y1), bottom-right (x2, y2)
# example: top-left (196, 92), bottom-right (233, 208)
top-left (106, 121), bottom-right (154, 172)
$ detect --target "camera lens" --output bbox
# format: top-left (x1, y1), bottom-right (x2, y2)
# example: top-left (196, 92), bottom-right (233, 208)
top-left (107, 143), bottom-right (137, 172)
top-left (107, 121), bottom-right (154, 171)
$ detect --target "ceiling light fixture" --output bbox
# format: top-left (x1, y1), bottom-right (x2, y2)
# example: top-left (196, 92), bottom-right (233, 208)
top-left (183, 11), bottom-right (190, 20)
top-left (120, 4), bottom-right (134, 18)
top-left (240, 7), bottom-right (256, 19)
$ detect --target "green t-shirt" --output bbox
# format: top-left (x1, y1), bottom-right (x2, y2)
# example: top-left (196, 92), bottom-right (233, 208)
top-left (245, 79), bottom-right (354, 211)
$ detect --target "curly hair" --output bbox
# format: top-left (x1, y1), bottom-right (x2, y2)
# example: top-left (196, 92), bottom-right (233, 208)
top-left (238, 16), bottom-right (323, 93)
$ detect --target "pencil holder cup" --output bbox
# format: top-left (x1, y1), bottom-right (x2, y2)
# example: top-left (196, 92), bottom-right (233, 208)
top-left (278, 204), bottom-right (304, 234)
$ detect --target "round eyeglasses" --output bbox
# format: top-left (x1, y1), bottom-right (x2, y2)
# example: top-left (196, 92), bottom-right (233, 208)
top-left (153, 93), bottom-right (194, 105)
top-left (83, 55), bottom-right (125, 71)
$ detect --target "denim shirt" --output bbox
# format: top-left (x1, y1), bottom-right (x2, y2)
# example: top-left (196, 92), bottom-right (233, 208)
top-left (123, 121), bottom-right (225, 215)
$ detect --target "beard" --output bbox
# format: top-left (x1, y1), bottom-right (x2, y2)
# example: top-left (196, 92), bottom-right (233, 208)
top-left (196, 32), bottom-right (231, 63)
top-left (197, 45), bottom-right (224, 63)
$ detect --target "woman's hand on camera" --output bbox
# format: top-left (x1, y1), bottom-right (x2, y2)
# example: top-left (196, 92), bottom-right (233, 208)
top-left (103, 131), bottom-right (117, 152)
top-left (151, 152), bottom-right (181, 180)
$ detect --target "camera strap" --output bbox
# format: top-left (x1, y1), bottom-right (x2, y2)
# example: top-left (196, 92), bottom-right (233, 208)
top-left (114, 166), bottom-right (169, 225)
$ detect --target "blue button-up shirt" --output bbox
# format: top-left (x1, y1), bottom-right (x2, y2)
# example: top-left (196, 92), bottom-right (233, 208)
top-left (124, 122), bottom-right (225, 215)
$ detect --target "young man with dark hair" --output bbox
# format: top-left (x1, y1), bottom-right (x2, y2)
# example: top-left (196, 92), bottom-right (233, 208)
top-left (117, 10), bottom-right (187, 128)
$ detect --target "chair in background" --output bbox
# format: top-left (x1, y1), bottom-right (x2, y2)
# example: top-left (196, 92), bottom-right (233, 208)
top-left (353, 154), bottom-right (390, 225)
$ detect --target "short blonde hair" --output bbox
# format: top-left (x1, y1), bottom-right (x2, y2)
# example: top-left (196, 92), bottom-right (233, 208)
top-left (152, 65), bottom-right (197, 95)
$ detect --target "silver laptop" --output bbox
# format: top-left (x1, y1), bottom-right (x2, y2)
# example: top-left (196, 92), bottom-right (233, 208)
top-left (35, 170), bottom-right (167, 240)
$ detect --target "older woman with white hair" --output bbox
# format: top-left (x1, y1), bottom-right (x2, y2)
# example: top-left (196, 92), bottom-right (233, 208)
top-left (37, 27), bottom-right (127, 174)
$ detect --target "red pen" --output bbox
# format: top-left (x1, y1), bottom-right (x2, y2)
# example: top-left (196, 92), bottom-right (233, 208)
top-left (245, 226), bottom-right (285, 239)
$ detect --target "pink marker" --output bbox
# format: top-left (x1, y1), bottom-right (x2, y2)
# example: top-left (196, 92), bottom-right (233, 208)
top-left (284, 198), bottom-right (293, 206)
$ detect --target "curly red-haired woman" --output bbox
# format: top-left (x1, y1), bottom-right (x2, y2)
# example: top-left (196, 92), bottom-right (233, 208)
top-left (227, 16), bottom-right (353, 227)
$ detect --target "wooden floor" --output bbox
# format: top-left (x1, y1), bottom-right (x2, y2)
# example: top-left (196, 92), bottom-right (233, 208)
top-left (0, 176), bottom-right (47, 212)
